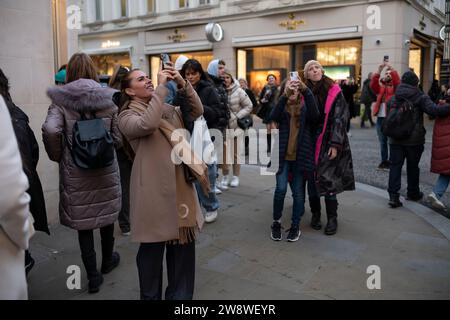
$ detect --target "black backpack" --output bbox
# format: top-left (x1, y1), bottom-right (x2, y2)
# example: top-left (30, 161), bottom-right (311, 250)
top-left (382, 98), bottom-right (416, 140)
top-left (70, 113), bottom-right (115, 169)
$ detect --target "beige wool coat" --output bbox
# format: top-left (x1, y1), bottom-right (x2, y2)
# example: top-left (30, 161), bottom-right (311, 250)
top-left (118, 82), bottom-right (205, 243)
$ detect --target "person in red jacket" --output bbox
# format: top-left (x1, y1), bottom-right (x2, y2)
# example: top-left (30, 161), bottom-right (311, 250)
top-left (370, 63), bottom-right (400, 170)
top-left (427, 92), bottom-right (450, 210)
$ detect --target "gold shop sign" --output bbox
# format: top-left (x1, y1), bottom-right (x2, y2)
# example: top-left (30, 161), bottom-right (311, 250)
top-left (279, 13), bottom-right (305, 30)
top-left (168, 29), bottom-right (187, 43)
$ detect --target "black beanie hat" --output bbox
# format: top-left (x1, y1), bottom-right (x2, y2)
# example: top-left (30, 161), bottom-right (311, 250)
top-left (401, 70), bottom-right (419, 87)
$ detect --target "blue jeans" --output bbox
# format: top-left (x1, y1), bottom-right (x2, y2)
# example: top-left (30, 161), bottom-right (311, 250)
top-left (273, 161), bottom-right (306, 226)
top-left (433, 174), bottom-right (450, 199)
top-left (195, 163), bottom-right (220, 212)
top-left (376, 117), bottom-right (388, 162)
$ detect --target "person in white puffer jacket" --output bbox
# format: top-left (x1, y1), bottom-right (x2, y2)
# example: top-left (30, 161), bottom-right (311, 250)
top-left (0, 95), bottom-right (35, 300)
top-left (219, 70), bottom-right (253, 189)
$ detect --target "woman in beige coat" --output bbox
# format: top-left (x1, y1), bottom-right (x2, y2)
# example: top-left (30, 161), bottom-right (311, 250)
top-left (117, 64), bottom-right (206, 300)
top-left (219, 70), bottom-right (253, 189)
top-left (0, 95), bottom-right (35, 300)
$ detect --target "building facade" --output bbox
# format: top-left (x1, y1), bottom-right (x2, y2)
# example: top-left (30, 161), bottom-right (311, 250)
top-left (0, 0), bottom-right (75, 224)
top-left (74, 0), bottom-right (445, 93)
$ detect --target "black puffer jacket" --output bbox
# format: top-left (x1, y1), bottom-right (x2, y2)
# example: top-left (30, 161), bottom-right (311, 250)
top-left (7, 100), bottom-right (49, 234)
top-left (195, 80), bottom-right (228, 130)
top-left (209, 74), bottom-right (230, 131)
top-left (388, 83), bottom-right (450, 146)
top-left (360, 78), bottom-right (376, 105)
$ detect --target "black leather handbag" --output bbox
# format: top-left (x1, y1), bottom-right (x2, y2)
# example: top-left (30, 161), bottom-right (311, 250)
top-left (237, 115), bottom-right (253, 130)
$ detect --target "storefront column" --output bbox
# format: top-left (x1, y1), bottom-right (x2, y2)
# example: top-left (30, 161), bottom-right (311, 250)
top-left (136, 31), bottom-right (149, 72)
top-left (423, 41), bottom-right (437, 91)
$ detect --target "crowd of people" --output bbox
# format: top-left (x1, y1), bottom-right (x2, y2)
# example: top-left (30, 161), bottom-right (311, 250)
top-left (1, 50), bottom-right (450, 300)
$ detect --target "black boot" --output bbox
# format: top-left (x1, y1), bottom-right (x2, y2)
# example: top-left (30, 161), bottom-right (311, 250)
top-left (309, 196), bottom-right (322, 230)
top-left (101, 236), bottom-right (120, 274)
top-left (324, 199), bottom-right (338, 236)
top-left (388, 193), bottom-right (403, 208)
top-left (81, 253), bottom-right (103, 293)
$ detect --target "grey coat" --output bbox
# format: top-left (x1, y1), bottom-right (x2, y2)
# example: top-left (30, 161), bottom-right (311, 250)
top-left (42, 79), bottom-right (121, 231)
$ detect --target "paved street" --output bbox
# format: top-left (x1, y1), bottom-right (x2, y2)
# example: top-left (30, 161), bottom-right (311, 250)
top-left (28, 165), bottom-right (450, 300)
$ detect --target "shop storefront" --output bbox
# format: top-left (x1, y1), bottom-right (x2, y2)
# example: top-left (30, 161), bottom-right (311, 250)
top-left (80, 34), bottom-right (140, 80)
top-left (145, 25), bottom-right (214, 83)
top-left (407, 28), bottom-right (444, 88)
top-left (236, 39), bottom-right (362, 96)
top-left (90, 51), bottom-right (132, 76)
top-left (149, 51), bottom-right (213, 84)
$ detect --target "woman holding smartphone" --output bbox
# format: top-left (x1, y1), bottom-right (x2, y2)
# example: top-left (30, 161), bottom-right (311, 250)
top-left (303, 60), bottom-right (355, 236)
top-left (117, 61), bottom-right (208, 300)
top-left (268, 74), bottom-right (319, 242)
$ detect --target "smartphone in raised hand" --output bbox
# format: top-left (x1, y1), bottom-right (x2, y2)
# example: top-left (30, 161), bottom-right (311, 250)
top-left (289, 71), bottom-right (299, 81)
top-left (160, 53), bottom-right (171, 70)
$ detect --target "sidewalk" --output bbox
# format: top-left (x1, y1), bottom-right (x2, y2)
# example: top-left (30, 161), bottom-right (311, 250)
top-left (27, 165), bottom-right (450, 300)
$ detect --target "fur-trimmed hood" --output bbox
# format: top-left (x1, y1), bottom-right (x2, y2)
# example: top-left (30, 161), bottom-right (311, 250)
top-left (47, 79), bottom-right (117, 113)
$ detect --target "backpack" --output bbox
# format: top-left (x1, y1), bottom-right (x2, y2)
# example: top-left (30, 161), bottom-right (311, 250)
top-left (382, 98), bottom-right (415, 140)
top-left (70, 113), bottom-right (115, 169)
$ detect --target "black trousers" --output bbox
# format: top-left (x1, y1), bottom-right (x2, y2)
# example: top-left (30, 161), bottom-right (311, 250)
top-left (117, 149), bottom-right (132, 232)
top-left (388, 144), bottom-right (424, 197)
top-left (78, 224), bottom-right (114, 277)
top-left (136, 241), bottom-right (195, 300)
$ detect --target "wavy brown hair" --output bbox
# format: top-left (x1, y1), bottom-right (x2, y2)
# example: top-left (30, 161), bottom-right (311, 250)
top-left (116, 68), bottom-right (141, 160)
top-left (66, 53), bottom-right (99, 83)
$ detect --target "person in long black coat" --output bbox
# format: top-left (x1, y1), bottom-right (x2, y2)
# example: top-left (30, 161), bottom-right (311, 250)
top-left (340, 78), bottom-right (359, 132)
top-left (0, 68), bottom-right (49, 274)
top-left (303, 60), bottom-right (355, 236)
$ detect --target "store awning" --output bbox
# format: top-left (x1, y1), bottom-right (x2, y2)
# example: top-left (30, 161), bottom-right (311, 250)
top-left (413, 29), bottom-right (444, 46)
top-left (145, 40), bottom-right (212, 55)
top-left (82, 45), bottom-right (132, 56)
top-left (232, 26), bottom-right (361, 47)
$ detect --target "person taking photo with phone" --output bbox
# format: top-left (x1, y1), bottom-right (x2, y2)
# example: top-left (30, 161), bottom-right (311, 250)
top-left (304, 60), bottom-right (355, 236)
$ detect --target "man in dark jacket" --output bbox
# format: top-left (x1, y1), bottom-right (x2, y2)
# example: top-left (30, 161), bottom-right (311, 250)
top-left (340, 77), bottom-right (359, 133)
top-left (207, 59), bottom-right (230, 132)
top-left (0, 68), bottom-right (49, 275)
top-left (387, 71), bottom-right (450, 208)
top-left (360, 73), bottom-right (376, 127)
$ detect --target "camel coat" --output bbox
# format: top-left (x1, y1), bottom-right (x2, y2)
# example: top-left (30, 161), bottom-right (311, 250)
top-left (118, 82), bottom-right (204, 243)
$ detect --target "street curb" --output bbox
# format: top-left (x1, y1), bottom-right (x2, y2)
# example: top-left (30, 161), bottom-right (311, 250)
top-left (356, 182), bottom-right (450, 241)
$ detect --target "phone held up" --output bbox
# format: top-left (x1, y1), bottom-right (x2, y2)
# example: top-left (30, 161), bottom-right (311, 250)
top-left (160, 53), bottom-right (171, 70)
top-left (383, 55), bottom-right (389, 63)
top-left (289, 71), bottom-right (299, 81)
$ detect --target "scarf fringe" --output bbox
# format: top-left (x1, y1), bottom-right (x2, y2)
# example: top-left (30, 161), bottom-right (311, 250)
top-left (167, 227), bottom-right (197, 245)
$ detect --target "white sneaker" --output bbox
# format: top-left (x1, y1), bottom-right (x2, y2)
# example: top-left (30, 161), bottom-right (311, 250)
top-left (427, 192), bottom-right (446, 210)
top-left (230, 176), bottom-right (240, 188)
top-left (204, 210), bottom-right (218, 223)
top-left (219, 176), bottom-right (230, 190)
top-left (214, 186), bottom-right (222, 194)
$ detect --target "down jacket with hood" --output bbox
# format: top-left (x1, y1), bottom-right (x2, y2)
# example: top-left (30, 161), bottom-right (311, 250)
top-left (42, 79), bottom-right (122, 231)
top-left (226, 81), bottom-right (253, 130)
top-left (387, 80), bottom-right (450, 146)
top-left (207, 60), bottom-right (230, 130)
